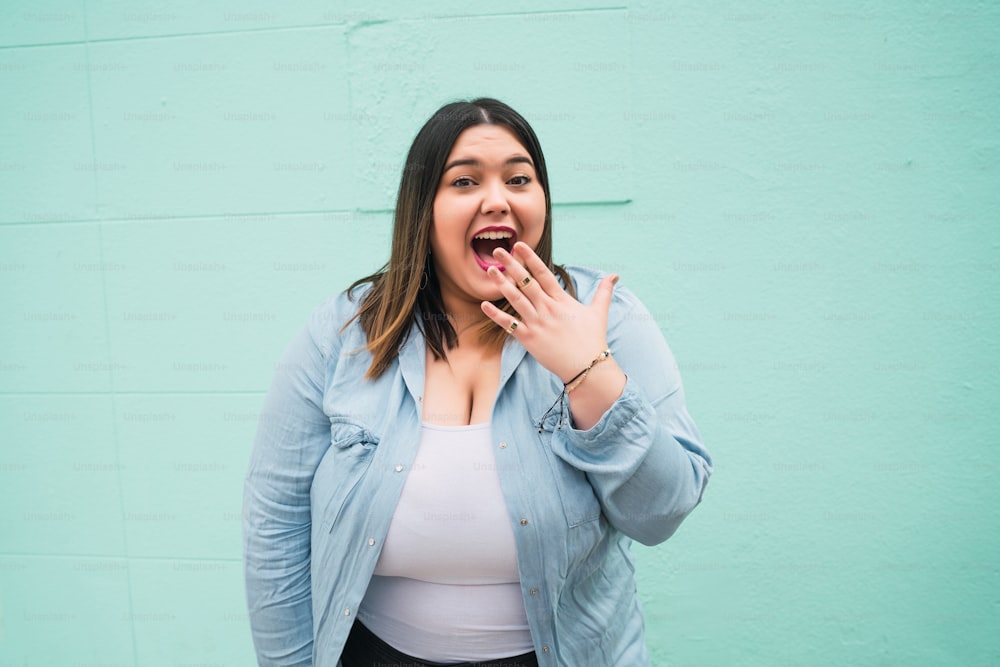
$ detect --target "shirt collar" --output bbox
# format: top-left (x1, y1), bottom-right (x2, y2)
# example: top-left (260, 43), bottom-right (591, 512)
top-left (397, 322), bottom-right (529, 405)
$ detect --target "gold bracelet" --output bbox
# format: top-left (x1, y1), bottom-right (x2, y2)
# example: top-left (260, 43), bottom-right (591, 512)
top-left (564, 348), bottom-right (612, 393)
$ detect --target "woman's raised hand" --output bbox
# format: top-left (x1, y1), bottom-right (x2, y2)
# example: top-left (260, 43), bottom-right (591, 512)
top-left (480, 242), bottom-right (620, 383)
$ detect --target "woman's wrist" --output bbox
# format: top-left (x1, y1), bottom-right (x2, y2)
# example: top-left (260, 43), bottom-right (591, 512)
top-left (562, 348), bottom-right (613, 392)
top-left (566, 359), bottom-right (627, 431)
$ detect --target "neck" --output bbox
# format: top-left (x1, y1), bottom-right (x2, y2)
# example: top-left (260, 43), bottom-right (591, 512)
top-left (450, 308), bottom-right (491, 345)
top-left (438, 292), bottom-right (490, 337)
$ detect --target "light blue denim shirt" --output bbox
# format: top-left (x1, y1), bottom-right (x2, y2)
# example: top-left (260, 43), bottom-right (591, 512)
top-left (243, 266), bottom-right (712, 666)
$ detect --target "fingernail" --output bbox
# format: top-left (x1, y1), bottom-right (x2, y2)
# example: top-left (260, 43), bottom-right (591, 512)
top-left (611, 274), bottom-right (620, 284)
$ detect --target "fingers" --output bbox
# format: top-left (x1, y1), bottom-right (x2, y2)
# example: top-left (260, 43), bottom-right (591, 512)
top-left (591, 272), bottom-right (620, 317)
top-left (489, 245), bottom-right (534, 288)
top-left (486, 265), bottom-right (538, 320)
top-left (489, 242), bottom-right (565, 308)
top-left (481, 299), bottom-right (524, 336)
top-left (495, 242), bottom-right (618, 316)
top-left (508, 242), bottom-right (565, 298)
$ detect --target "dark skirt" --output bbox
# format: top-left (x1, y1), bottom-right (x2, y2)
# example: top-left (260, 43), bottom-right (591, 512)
top-left (340, 620), bottom-right (540, 667)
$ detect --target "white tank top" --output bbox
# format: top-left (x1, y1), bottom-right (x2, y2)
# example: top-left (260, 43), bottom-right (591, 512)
top-left (357, 422), bottom-right (534, 661)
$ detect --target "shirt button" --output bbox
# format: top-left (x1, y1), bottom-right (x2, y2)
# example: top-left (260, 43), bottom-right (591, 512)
top-left (343, 608), bottom-right (351, 616)
top-left (368, 538), bottom-right (375, 546)
top-left (499, 441), bottom-right (507, 449)
top-left (529, 588), bottom-right (538, 596)
top-left (542, 646), bottom-right (550, 653)
top-left (520, 518), bottom-right (528, 526)
top-left (394, 464), bottom-right (403, 472)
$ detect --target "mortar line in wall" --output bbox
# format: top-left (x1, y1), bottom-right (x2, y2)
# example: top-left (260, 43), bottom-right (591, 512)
top-left (0, 202), bottom-right (631, 226)
top-left (0, 22), bottom-right (359, 50)
top-left (0, 219), bottom-right (102, 226)
top-left (624, 3), bottom-right (636, 207)
top-left (345, 17), bottom-right (356, 201)
top-left (0, 208), bottom-right (395, 226)
top-left (130, 555), bottom-right (242, 563)
top-left (81, 2), bottom-right (140, 664)
top-left (0, 552), bottom-right (242, 563)
top-left (0, 390), bottom-right (267, 396)
top-left (420, 6), bottom-right (629, 22)
top-left (342, 6), bottom-right (630, 25)
top-left (0, 6), bottom-right (630, 51)
top-left (554, 200), bottom-right (633, 208)
top-left (0, 26), bottom-right (310, 50)
top-left (0, 40), bottom-right (91, 50)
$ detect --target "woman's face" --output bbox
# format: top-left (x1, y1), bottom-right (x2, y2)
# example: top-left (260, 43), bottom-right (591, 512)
top-left (430, 124), bottom-right (546, 310)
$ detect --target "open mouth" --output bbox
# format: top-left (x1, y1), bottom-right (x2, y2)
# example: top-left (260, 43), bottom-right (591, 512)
top-left (471, 227), bottom-right (516, 271)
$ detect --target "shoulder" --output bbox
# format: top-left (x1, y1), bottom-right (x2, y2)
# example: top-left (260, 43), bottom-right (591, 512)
top-left (303, 282), bottom-right (372, 358)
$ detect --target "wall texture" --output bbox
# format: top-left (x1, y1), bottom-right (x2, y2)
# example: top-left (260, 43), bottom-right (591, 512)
top-left (1, 1), bottom-right (998, 665)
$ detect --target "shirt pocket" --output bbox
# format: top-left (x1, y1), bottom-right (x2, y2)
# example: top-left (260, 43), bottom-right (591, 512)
top-left (314, 418), bottom-right (380, 533)
top-left (536, 410), bottom-right (602, 528)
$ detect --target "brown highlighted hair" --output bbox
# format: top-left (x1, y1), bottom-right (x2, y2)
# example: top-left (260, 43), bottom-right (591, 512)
top-left (345, 98), bottom-right (573, 380)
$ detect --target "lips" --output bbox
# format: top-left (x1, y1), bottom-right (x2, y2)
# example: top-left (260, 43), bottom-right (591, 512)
top-left (471, 226), bottom-right (516, 271)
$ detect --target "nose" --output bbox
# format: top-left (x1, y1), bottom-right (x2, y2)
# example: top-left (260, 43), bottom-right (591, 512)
top-left (480, 178), bottom-right (509, 216)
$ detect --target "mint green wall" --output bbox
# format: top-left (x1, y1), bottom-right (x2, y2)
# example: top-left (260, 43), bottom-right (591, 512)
top-left (2, 2), bottom-right (998, 665)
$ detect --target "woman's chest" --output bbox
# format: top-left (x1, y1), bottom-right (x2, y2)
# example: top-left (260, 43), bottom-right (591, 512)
top-left (421, 348), bottom-right (501, 425)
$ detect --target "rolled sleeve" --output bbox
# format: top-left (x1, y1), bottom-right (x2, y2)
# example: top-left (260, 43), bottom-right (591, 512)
top-left (550, 283), bottom-right (713, 546)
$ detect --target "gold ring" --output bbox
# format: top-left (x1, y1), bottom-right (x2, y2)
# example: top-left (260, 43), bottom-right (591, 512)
top-left (516, 275), bottom-right (532, 289)
top-left (506, 320), bottom-right (519, 334)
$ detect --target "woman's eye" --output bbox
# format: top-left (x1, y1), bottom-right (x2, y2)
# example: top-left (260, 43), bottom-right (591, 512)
top-left (452, 177), bottom-right (476, 187)
top-left (508, 175), bottom-right (531, 186)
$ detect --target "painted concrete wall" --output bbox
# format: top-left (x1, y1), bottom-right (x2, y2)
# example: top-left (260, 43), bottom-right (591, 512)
top-left (1, 1), bottom-right (998, 665)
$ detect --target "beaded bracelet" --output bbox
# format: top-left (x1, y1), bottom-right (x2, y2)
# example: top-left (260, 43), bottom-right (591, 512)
top-left (564, 348), bottom-right (612, 393)
top-left (538, 348), bottom-right (613, 431)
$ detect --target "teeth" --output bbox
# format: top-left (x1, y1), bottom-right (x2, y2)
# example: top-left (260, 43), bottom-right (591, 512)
top-left (473, 230), bottom-right (514, 240)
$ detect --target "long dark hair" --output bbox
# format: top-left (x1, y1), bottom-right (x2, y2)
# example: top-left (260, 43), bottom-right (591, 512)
top-left (346, 98), bottom-right (573, 380)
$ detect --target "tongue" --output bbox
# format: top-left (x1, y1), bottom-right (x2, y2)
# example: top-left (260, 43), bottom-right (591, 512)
top-left (472, 237), bottom-right (507, 262)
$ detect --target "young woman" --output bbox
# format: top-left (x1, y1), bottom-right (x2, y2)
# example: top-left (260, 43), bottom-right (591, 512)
top-left (243, 98), bottom-right (712, 666)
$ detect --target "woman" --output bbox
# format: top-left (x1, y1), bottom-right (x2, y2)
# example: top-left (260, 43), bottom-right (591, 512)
top-left (243, 98), bottom-right (712, 666)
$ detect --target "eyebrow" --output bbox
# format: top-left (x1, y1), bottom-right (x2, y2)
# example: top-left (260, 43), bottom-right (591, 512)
top-left (443, 156), bottom-right (534, 172)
